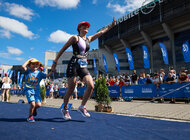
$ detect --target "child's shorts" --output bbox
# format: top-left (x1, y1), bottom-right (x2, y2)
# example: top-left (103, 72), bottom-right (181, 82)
top-left (25, 89), bottom-right (42, 103)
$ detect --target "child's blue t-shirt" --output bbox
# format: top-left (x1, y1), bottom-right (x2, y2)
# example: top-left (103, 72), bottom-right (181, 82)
top-left (24, 69), bottom-right (46, 94)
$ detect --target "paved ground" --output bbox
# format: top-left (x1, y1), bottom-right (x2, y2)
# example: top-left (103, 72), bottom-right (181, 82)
top-left (9, 95), bottom-right (190, 122)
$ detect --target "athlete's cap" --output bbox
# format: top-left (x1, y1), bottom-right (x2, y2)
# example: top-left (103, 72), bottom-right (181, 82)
top-left (30, 58), bottom-right (41, 64)
top-left (4, 73), bottom-right (8, 76)
top-left (77, 22), bottom-right (90, 30)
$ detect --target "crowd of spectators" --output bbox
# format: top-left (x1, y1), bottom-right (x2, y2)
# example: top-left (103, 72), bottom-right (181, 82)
top-left (1, 66), bottom-right (190, 103)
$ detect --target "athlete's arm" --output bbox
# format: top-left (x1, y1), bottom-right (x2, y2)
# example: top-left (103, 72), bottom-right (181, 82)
top-left (51, 35), bottom-right (77, 72)
top-left (88, 17), bottom-right (115, 42)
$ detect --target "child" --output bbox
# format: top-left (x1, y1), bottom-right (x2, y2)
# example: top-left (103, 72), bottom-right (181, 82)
top-left (22, 58), bottom-right (52, 122)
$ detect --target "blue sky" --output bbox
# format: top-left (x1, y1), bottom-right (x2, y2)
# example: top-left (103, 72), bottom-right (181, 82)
top-left (0, 0), bottom-right (149, 66)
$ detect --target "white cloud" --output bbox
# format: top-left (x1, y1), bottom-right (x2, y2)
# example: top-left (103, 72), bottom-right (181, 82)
top-left (7, 46), bottom-right (23, 55)
top-left (48, 30), bottom-right (72, 43)
top-left (107, 0), bottom-right (154, 14)
top-left (15, 57), bottom-right (24, 61)
top-left (0, 16), bottom-right (34, 39)
top-left (30, 47), bottom-right (34, 51)
top-left (0, 29), bottom-right (11, 38)
top-left (5, 3), bottom-right (35, 21)
top-left (0, 52), bottom-right (10, 59)
top-left (92, 0), bottom-right (97, 4)
top-left (0, 46), bottom-right (24, 61)
top-left (34, 0), bottom-right (80, 9)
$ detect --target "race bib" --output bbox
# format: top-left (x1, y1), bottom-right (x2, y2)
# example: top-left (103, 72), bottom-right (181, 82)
top-left (77, 58), bottom-right (88, 68)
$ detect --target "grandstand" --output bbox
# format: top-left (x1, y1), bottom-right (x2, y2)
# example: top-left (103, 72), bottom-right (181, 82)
top-left (98, 0), bottom-right (190, 74)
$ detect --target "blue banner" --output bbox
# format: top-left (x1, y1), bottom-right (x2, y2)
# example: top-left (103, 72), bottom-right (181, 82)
top-left (9, 70), bottom-right (14, 78)
top-left (7, 69), bottom-right (11, 75)
top-left (159, 42), bottom-right (169, 65)
top-left (142, 45), bottom-right (150, 68)
top-left (20, 74), bottom-right (24, 88)
top-left (158, 83), bottom-right (190, 97)
top-left (102, 54), bottom-right (108, 73)
top-left (59, 88), bottom-right (67, 96)
top-left (113, 53), bottom-right (120, 72)
top-left (77, 87), bottom-right (87, 97)
top-left (93, 57), bottom-right (97, 75)
top-left (108, 86), bottom-right (120, 97)
top-left (121, 84), bottom-right (157, 97)
top-left (1, 69), bottom-right (4, 78)
top-left (125, 48), bottom-right (134, 70)
top-left (17, 71), bottom-right (20, 85)
top-left (182, 40), bottom-right (190, 63)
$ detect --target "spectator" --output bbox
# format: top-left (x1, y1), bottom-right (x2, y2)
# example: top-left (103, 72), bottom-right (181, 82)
top-left (114, 78), bottom-right (119, 86)
top-left (145, 74), bottom-right (153, 84)
top-left (124, 75), bottom-right (131, 86)
top-left (131, 70), bottom-right (138, 85)
top-left (138, 72), bottom-right (146, 85)
top-left (165, 72), bottom-right (177, 103)
top-left (49, 83), bottom-right (54, 99)
top-left (1, 73), bottom-right (11, 102)
top-left (118, 78), bottom-right (125, 88)
top-left (54, 83), bottom-right (59, 98)
top-left (108, 77), bottom-right (115, 86)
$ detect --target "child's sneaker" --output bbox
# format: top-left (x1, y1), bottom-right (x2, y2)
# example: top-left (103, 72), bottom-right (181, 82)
top-left (77, 106), bottom-right (90, 117)
top-left (61, 109), bottom-right (71, 120)
top-left (27, 116), bottom-right (35, 123)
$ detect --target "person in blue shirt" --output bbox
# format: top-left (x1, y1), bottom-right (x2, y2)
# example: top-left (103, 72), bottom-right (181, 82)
top-left (22, 58), bottom-right (52, 122)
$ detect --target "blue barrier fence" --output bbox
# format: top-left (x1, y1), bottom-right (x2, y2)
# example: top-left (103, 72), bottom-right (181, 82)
top-left (1, 82), bottom-right (190, 98)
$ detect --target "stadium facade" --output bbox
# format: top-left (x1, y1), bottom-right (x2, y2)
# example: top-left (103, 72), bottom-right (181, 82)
top-left (99, 0), bottom-right (190, 74)
top-left (45, 0), bottom-right (190, 77)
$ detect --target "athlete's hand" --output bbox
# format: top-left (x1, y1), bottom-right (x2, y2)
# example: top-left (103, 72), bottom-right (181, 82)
top-left (111, 17), bottom-right (116, 27)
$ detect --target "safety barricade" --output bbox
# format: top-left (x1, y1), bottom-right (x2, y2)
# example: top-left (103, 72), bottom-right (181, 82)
top-left (158, 82), bottom-right (190, 97)
top-left (108, 86), bottom-right (120, 97)
top-left (59, 88), bottom-right (67, 96)
top-left (121, 84), bottom-right (157, 97)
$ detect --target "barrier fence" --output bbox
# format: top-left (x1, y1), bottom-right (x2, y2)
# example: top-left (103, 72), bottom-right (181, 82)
top-left (0, 82), bottom-right (190, 98)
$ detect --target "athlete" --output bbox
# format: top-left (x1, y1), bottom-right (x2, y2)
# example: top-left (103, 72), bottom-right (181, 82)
top-left (51, 18), bottom-right (115, 120)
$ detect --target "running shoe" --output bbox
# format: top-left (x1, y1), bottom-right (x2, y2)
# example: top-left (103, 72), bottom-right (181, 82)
top-left (77, 106), bottom-right (90, 117)
top-left (61, 109), bottom-right (71, 120)
top-left (27, 116), bottom-right (35, 123)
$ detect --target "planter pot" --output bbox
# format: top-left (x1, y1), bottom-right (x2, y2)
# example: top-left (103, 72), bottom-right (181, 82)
top-left (103, 106), bottom-right (113, 113)
top-left (95, 104), bottom-right (104, 112)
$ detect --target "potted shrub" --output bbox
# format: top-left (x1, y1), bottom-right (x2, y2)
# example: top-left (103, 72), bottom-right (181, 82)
top-left (94, 75), bottom-right (112, 112)
top-left (40, 86), bottom-right (46, 104)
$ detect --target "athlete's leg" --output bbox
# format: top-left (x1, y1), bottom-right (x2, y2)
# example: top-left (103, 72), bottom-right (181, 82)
top-left (81, 75), bottom-right (94, 106)
top-left (64, 77), bottom-right (76, 109)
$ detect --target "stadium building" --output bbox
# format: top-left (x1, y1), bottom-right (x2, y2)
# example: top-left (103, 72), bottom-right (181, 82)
top-left (99, 0), bottom-right (190, 74)
top-left (45, 0), bottom-right (190, 77)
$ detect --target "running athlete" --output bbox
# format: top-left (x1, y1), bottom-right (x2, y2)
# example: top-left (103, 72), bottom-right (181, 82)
top-left (51, 18), bottom-right (115, 120)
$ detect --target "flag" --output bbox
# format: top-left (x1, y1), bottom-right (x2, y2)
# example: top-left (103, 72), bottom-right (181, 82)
top-left (7, 69), bottom-right (11, 75)
top-left (142, 45), bottom-right (150, 68)
top-left (125, 48), bottom-right (134, 70)
top-left (159, 42), bottom-right (169, 65)
top-left (102, 54), bottom-right (108, 73)
top-left (9, 70), bottom-right (14, 78)
top-left (1, 69), bottom-right (4, 78)
top-left (17, 71), bottom-right (20, 85)
top-left (93, 57), bottom-right (97, 75)
top-left (20, 74), bottom-right (24, 88)
top-left (182, 40), bottom-right (190, 63)
top-left (113, 53), bottom-right (120, 72)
